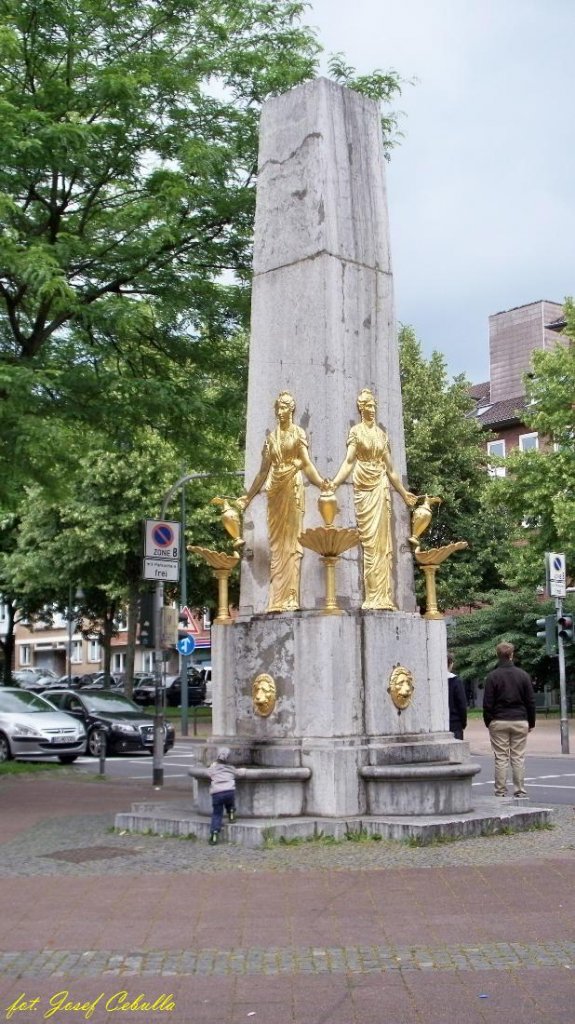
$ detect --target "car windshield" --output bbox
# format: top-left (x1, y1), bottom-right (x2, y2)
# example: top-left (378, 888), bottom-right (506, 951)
top-left (0, 690), bottom-right (56, 713)
top-left (82, 692), bottom-right (140, 713)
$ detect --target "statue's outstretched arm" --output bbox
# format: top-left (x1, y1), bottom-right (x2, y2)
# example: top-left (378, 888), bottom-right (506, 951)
top-left (299, 444), bottom-right (330, 490)
top-left (330, 442), bottom-right (356, 490)
top-left (237, 443), bottom-right (270, 511)
top-left (384, 450), bottom-right (418, 507)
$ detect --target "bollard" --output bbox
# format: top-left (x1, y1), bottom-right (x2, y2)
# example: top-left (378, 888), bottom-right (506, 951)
top-left (98, 728), bottom-right (107, 776)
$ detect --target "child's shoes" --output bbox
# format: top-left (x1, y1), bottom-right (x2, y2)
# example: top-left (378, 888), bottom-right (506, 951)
top-left (209, 831), bottom-right (219, 845)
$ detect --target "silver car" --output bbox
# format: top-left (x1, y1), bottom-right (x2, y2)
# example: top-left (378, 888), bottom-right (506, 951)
top-left (0, 688), bottom-right (87, 764)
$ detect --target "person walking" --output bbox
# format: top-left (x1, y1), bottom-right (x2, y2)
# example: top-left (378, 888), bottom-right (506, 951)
top-left (447, 652), bottom-right (467, 740)
top-left (482, 641), bottom-right (536, 798)
top-left (207, 747), bottom-right (243, 845)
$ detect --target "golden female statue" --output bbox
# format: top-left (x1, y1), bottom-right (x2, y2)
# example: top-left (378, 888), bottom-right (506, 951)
top-left (237, 392), bottom-right (329, 613)
top-left (330, 388), bottom-right (417, 610)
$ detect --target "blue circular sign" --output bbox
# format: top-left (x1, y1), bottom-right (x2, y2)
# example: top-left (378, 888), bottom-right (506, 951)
top-left (152, 523), bottom-right (174, 548)
top-left (177, 636), bottom-right (196, 656)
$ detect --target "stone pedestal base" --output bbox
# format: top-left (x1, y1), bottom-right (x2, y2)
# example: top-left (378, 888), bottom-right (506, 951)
top-left (187, 734), bottom-right (479, 819)
top-left (115, 798), bottom-right (553, 848)
top-left (204, 611), bottom-right (478, 818)
top-left (189, 765), bottom-right (311, 818)
top-left (360, 762), bottom-right (480, 815)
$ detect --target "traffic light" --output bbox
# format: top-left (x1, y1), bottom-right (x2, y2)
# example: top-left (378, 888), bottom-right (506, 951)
top-left (557, 614), bottom-right (574, 644)
top-left (138, 592), bottom-right (155, 649)
top-left (536, 614), bottom-right (556, 655)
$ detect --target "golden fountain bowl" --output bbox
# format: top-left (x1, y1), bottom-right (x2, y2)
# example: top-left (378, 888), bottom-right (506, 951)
top-left (188, 545), bottom-right (240, 571)
top-left (414, 541), bottom-right (468, 566)
top-left (299, 526), bottom-right (360, 558)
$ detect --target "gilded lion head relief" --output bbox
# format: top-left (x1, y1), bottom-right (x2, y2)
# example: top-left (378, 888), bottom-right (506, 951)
top-left (387, 665), bottom-right (414, 711)
top-left (252, 673), bottom-right (277, 717)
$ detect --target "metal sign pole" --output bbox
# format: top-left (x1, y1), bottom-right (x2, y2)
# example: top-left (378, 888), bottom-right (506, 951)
top-left (180, 484), bottom-right (189, 737)
top-left (556, 596), bottom-right (570, 754)
top-left (152, 579), bottom-right (164, 787)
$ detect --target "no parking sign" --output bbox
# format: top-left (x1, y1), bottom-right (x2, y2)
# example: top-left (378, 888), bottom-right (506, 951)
top-left (144, 519), bottom-right (181, 560)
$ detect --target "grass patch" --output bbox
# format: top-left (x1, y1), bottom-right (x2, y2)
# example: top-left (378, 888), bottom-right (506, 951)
top-left (0, 760), bottom-right (63, 777)
top-left (164, 705), bottom-right (212, 722)
top-left (112, 826), bottom-right (199, 840)
top-left (262, 828), bottom-right (384, 848)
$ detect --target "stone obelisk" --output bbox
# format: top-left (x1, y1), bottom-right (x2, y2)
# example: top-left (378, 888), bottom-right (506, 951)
top-left (240, 76), bottom-right (415, 616)
top-left (196, 78), bottom-right (478, 825)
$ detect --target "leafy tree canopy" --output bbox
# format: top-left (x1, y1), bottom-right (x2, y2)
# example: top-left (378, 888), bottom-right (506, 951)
top-left (448, 589), bottom-right (574, 688)
top-left (0, 0), bottom-right (406, 506)
top-left (399, 326), bottom-right (509, 610)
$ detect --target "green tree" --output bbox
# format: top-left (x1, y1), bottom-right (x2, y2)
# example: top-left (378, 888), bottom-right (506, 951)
top-left (0, 0), bottom-right (321, 496)
top-left (484, 300), bottom-right (575, 590)
top-left (399, 326), bottom-right (510, 610)
top-left (448, 590), bottom-right (575, 690)
top-left (0, 1), bottom-right (405, 505)
top-left (1, 416), bottom-right (247, 685)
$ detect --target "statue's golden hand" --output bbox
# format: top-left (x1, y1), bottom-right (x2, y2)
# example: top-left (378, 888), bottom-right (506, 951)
top-left (235, 495), bottom-right (248, 512)
top-left (404, 491), bottom-right (418, 508)
top-left (321, 478), bottom-right (334, 493)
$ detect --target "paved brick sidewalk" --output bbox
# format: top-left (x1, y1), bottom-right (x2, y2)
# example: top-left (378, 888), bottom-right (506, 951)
top-left (1, 773), bottom-right (574, 1023)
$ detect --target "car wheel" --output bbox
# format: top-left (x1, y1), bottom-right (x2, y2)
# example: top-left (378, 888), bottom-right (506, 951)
top-left (0, 731), bottom-right (13, 762)
top-left (58, 755), bottom-right (78, 764)
top-left (87, 728), bottom-right (103, 757)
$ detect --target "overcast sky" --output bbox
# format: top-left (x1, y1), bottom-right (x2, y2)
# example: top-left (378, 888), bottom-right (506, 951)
top-left (306, 0), bottom-right (574, 384)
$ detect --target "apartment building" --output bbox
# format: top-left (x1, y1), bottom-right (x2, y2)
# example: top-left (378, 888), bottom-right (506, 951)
top-left (7, 603), bottom-right (211, 680)
top-left (469, 299), bottom-right (566, 466)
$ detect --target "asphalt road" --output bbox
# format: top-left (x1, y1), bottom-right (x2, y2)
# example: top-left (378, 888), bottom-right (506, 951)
top-left (67, 745), bottom-right (575, 806)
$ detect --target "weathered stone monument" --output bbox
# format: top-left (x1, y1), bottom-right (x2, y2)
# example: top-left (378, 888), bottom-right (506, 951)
top-left (117, 78), bottom-right (551, 844)
top-left (193, 77), bottom-right (479, 826)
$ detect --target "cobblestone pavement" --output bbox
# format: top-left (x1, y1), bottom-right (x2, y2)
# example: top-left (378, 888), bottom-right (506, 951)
top-left (1, 775), bottom-right (575, 1023)
top-left (0, 803), bottom-right (574, 876)
top-left (1, 940), bottom-right (575, 979)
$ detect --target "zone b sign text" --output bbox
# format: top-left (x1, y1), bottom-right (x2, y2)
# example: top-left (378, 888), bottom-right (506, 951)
top-left (144, 519), bottom-right (181, 561)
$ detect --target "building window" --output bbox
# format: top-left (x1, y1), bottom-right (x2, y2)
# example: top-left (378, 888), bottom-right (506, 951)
top-left (71, 640), bottom-right (83, 664)
top-left (487, 439), bottom-right (506, 477)
top-left (141, 652), bottom-right (154, 673)
top-left (20, 645), bottom-right (31, 666)
top-left (88, 639), bottom-right (101, 663)
top-left (519, 432), bottom-right (538, 452)
top-left (112, 653), bottom-right (126, 673)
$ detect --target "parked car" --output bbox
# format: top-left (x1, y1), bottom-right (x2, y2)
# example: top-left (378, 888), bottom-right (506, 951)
top-left (87, 673), bottom-right (123, 690)
top-left (130, 675), bottom-right (158, 706)
top-left (41, 688), bottom-right (175, 757)
top-left (0, 688), bottom-right (86, 763)
top-left (133, 668), bottom-right (206, 708)
top-left (12, 668), bottom-right (52, 691)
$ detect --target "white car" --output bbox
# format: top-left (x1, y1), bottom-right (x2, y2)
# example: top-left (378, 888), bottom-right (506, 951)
top-left (0, 688), bottom-right (86, 764)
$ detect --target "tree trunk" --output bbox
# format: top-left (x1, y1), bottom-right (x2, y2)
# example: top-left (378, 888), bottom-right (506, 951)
top-left (123, 586), bottom-right (139, 700)
top-left (1, 602), bottom-right (16, 684)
